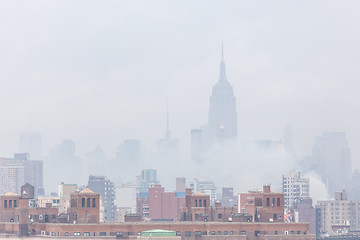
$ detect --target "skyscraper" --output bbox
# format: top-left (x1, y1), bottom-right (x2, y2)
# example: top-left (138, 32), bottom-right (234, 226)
top-left (312, 131), bottom-right (351, 194)
top-left (208, 44), bottom-right (237, 143)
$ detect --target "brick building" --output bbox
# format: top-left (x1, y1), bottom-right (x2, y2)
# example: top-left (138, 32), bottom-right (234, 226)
top-left (136, 185), bottom-right (185, 221)
top-left (181, 188), bottom-right (211, 221)
top-left (3, 221), bottom-right (315, 239)
top-left (67, 188), bottom-right (100, 224)
top-left (238, 185), bottom-right (285, 223)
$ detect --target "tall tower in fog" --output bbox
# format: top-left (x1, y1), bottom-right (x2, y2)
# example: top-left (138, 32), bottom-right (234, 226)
top-left (208, 44), bottom-right (237, 143)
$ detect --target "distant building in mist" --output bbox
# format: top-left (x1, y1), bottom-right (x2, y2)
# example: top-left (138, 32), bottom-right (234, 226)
top-left (47, 140), bottom-right (82, 191)
top-left (156, 110), bottom-right (179, 155)
top-left (19, 132), bottom-right (42, 160)
top-left (116, 140), bottom-right (142, 179)
top-left (208, 45), bottom-right (237, 144)
top-left (312, 131), bottom-right (351, 195)
top-left (282, 171), bottom-right (310, 209)
top-left (88, 175), bottom-right (115, 222)
top-left (138, 169), bottom-right (159, 193)
top-left (0, 153), bottom-right (43, 196)
top-left (283, 125), bottom-right (293, 153)
top-left (191, 129), bottom-right (204, 162)
top-left (176, 178), bottom-right (186, 193)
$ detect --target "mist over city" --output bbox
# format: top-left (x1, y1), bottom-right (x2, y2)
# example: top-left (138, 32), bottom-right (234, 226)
top-left (0, 1), bottom-right (360, 239)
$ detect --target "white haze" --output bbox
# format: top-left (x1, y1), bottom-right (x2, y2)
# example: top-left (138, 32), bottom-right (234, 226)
top-left (0, 0), bottom-right (360, 192)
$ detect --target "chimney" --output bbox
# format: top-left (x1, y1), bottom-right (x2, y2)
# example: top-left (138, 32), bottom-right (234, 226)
top-left (263, 185), bottom-right (271, 193)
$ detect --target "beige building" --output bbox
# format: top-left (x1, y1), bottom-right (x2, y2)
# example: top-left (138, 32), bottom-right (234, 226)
top-left (58, 183), bottom-right (77, 213)
top-left (316, 190), bottom-right (360, 234)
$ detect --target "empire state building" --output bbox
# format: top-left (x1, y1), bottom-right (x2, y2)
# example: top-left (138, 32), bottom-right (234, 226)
top-left (208, 46), bottom-right (237, 143)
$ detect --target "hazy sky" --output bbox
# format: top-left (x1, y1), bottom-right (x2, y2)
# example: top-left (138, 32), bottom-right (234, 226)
top-left (1, 1), bottom-right (360, 169)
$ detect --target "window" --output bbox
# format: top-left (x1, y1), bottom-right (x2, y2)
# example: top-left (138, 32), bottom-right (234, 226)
top-left (92, 198), bottom-right (96, 207)
top-left (217, 231), bottom-right (221, 235)
top-left (195, 231), bottom-right (201, 237)
top-left (266, 198), bottom-right (270, 206)
top-left (185, 231), bottom-right (191, 237)
top-left (100, 232), bottom-right (106, 236)
top-left (273, 214), bottom-right (277, 220)
top-left (218, 213), bottom-right (222, 219)
top-left (84, 232), bottom-right (90, 236)
top-left (277, 198), bottom-right (280, 206)
top-left (87, 198), bottom-right (90, 207)
top-left (240, 231), bottom-right (246, 235)
top-left (211, 231), bottom-right (215, 235)
top-left (74, 232), bottom-right (80, 236)
top-left (199, 199), bottom-right (202, 207)
top-left (116, 232), bottom-right (123, 237)
top-left (203, 199), bottom-right (207, 207)
top-left (82, 198), bottom-right (85, 207)
top-left (230, 231), bottom-right (234, 235)
top-left (224, 231), bottom-right (228, 235)
top-left (274, 231), bottom-right (278, 235)
top-left (279, 214), bottom-right (282, 219)
top-left (9, 200), bottom-right (12, 208)
top-left (14, 200), bottom-right (17, 208)
top-left (272, 198), bottom-right (275, 206)
top-left (65, 232), bottom-right (68, 236)
top-left (297, 231), bottom-right (301, 234)
top-left (4, 200), bottom-right (7, 208)
top-left (195, 199), bottom-right (198, 207)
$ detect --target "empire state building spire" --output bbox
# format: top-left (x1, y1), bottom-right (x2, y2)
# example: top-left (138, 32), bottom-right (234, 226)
top-left (219, 41), bottom-right (227, 82)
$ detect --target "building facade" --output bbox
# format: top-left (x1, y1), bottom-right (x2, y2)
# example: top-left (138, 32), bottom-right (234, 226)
top-left (238, 185), bottom-right (285, 223)
top-left (316, 190), bottom-right (360, 234)
top-left (282, 171), bottom-right (310, 209)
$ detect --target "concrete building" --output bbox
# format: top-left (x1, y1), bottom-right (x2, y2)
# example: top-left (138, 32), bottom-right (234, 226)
top-left (88, 175), bottom-right (115, 222)
top-left (238, 185), bottom-right (285, 223)
top-left (316, 190), bottom-right (360, 234)
top-left (282, 171), bottom-right (310, 209)
top-left (222, 187), bottom-right (235, 207)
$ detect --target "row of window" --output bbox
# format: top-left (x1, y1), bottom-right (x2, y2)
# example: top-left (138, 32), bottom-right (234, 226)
top-left (81, 198), bottom-right (96, 208)
top-left (3, 200), bottom-right (17, 208)
top-left (60, 230), bottom-right (307, 237)
top-left (266, 197), bottom-right (281, 207)
top-left (194, 199), bottom-right (207, 207)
